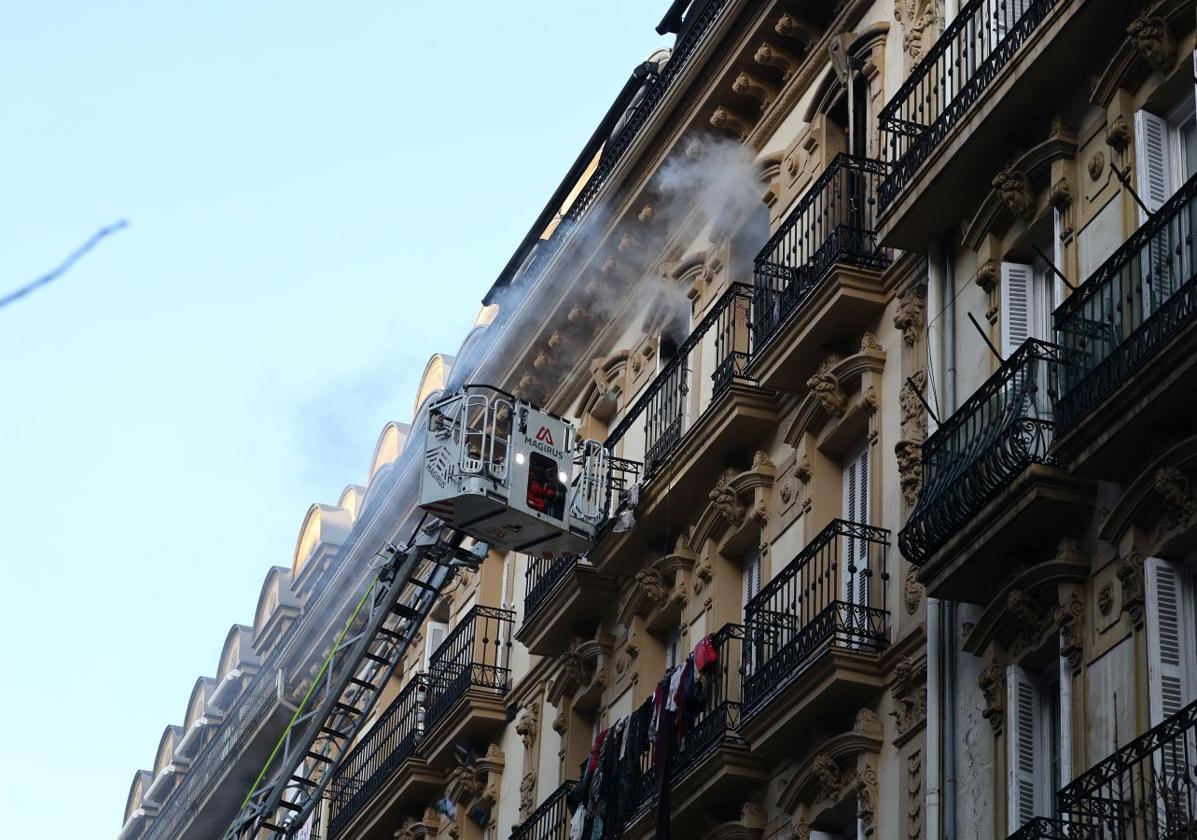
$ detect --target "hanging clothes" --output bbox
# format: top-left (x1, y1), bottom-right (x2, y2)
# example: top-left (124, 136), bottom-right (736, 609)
top-left (694, 634), bottom-right (718, 673)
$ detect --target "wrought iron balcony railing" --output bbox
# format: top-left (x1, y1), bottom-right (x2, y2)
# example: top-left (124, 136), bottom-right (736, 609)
top-left (605, 283), bottom-right (755, 479)
top-left (1056, 697), bottom-right (1197, 839)
top-left (327, 674), bottom-right (427, 838)
top-left (510, 780), bottom-right (576, 840)
top-left (625, 623), bottom-right (748, 823)
top-left (1053, 171), bottom-right (1197, 432)
top-left (424, 605), bottom-right (514, 733)
top-left (898, 338), bottom-right (1058, 566)
top-left (522, 554), bottom-right (580, 622)
top-left (877, 0), bottom-right (1063, 212)
top-left (741, 520), bottom-right (889, 717)
top-left (752, 153), bottom-right (889, 352)
top-left (1005, 817), bottom-right (1083, 839)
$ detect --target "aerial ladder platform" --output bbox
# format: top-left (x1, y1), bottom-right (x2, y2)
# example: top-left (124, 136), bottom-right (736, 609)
top-left (223, 385), bottom-right (629, 840)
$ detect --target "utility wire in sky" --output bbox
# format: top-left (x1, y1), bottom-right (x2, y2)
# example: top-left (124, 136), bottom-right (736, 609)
top-left (0, 220), bottom-right (129, 310)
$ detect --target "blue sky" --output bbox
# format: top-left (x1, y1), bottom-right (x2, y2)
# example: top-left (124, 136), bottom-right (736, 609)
top-left (0, 3), bottom-right (665, 835)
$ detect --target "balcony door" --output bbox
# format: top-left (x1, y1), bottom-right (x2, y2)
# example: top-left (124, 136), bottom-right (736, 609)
top-left (1145, 557), bottom-right (1196, 726)
top-left (841, 445), bottom-right (870, 618)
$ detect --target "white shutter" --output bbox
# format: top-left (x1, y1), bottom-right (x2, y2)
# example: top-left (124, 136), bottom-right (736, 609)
top-left (1006, 665), bottom-right (1042, 830)
top-left (1000, 262), bottom-right (1034, 356)
top-left (665, 626), bottom-right (681, 670)
top-left (841, 446), bottom-right (870, 608)
top-left (742, 549), bottom-right (761, 608)
top-left (1145, 556), bottom-right (1192, 725)
top-left (1136, 110), bottom-right (1174, 219)
top-left (424, 621), bottom-right (448, 672)
top-left (1135, 110), bottom-right (1176, 312)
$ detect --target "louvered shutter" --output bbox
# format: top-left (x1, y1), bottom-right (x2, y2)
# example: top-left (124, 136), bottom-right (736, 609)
top-left (1006, 666), bottom-right (1042, 830)
top-left (1135, 109), bottom-right (1176, 312)
top-left (1145, 556), bottom-right (1192, 726)
top-left (1000, 263), bottom-right (1034, 356)
top-left (842, 446), bottom-right (870, 609)
top-left (665, 626), bottom-right (681, 670)
top-left (742, 549), bottom-right (761, 607)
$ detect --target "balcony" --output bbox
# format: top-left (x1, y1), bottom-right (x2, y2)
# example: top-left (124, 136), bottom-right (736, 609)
top-left (749, 154), bottom-right (890, 391)
top-left (739, 520), bottom-right (890, 752)
top-left (898, 339), bottom-right (1091, 600)
top-left (622, 624), bottom-right (766, 836)
top-left (1019, 697), bottom-right (1197, 839)
top-left (421, 605), bottom-right (514, 766)
top-left (876, 0), bottom-right (1136, 248)
top-left (1053, 172), bottom-right (1197, 479)
top-left (516, 554), bottom-right (618, 657)
top-left (510, 780), bottom-right (575, 840)
top-left (328, 675), bottom-right (439, 840)
top-left (597, 284), bottom-right (777, 574)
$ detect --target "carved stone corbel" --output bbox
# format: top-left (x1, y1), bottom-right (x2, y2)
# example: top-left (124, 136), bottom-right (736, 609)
top-left (1056, 592), bottom-right (1086, 672)
top-left (893, 283), bottom-right (927, 347)
top-left (1117, 551), bottom-right (1146, 626)
top-left (807, 355), bottom-right (847, 417)
top-left (1127, 12), bottom-right (1175, 72)
top-left (895, 0), bottom-right (936, 70)
top-left (992, 168), bottom-right (1036, 221)
top-left (755, 41), bottom-right (799, 79)
top-left (890, 655), bottom-right (928, 739)
top-left (732, 70), bottom-right (778, 111)
top-left (978, 663), bottom-right (1006, 734)
top-left (710, 106), bottom-right (754, 141)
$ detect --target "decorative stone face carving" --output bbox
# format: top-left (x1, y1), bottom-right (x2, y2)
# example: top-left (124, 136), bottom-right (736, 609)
top-left (903, 562), bottom-right (923, 615)
top-left (992, 168), bottom-right (1035, 220)
top-left (552, 708), bottom-right (566, 735)
top-left (709, 468), bottom-right (748, 527)
top-left (862, 386), bottom-right (879, 416)
top-left (1056, 593), bottom-right (1086, 672)
top-left (633, 567), bottom-right (667, 606)
top-left (893, 283), bottom-right (927, 347)
top-left (975, 259), bottom-right (1000, 294)
top-left (891, 655), bottom-right (928, 738)
top-left (1097, 582), bottom-right (1114, 617)
top-left (1127, 13), bottom-right (1175, 71)
top-left (1117, 551), bottom-right (1145, 625)
top-left (811, 753), bottom-right (852, 802)
top-left (1155, 466), bottom-right (1197, 526)
top-left (515, 701), bottom-right (540, 751)
top-left (1088, 151), bottom-right (1106, 181)
top-left (895, 0), bottom-right (936, 69)
top-left (1007, 588), bottom-right (1053, 654)
top-left (978, 663), bottom-right (1007, 734)
top-left (807, 355), bottom-right (847, 417)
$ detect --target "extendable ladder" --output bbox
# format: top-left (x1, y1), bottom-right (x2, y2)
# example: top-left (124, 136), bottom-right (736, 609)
top-left (223, 518), bottom-right (478, 840)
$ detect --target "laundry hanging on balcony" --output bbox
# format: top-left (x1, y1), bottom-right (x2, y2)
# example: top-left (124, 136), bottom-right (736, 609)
top-left (565, 633), bottom-right (722, 840)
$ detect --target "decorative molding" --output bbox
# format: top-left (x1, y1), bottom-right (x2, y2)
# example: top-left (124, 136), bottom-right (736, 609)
top-left (1117, 551), bottom-right (1146, 626)
top-left (1056, 592), bottom-right (1086, 672)
top-left (807, 353), bottom-right (848, 417)
top-left (515, 701), bottom-right (539, 751)
top-left (894, 0), bottom-right (936, 70)
top-left (890, 655), bottom-right (927, 739)
top-left (519, 770), bottom-right (536, 821)
top-left (907, 749), bottom-right (924, 840)
top-left (1127, 12), bottom-right (1175, 71)
top-left (893, 282), bottom-right (927, 347)
top-left (991, 168), bottom-right (1036, 221)
top-left (902, 562), bottom-right (923, 615)
top-left (978, 663), bottom-right (1006, 734)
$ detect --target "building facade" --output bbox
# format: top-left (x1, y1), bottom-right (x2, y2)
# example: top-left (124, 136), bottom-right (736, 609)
top-left (119, 1), bottom-right (1197, 840)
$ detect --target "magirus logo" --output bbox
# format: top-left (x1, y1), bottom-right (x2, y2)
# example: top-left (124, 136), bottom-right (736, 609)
top-left (535, 426), bottom-right (555, 446)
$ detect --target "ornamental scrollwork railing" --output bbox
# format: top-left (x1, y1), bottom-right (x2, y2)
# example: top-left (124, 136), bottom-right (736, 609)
top-left (327, 674), bottom-right (427, 837)
top-left (522, 554), bottom-right (580, 623)
top-left (1055, 696), bottom-right (1197, 839)
top-left (605, 283), bottom-right (756, 480)
top-left (752, 153), bottom-right (889, 353)
top-left (877, 0), bottom-right (1064, 211)
top-left (510, 779), bottom-right (577, 840)
top-left (1005, 816), bottom-right (1087, 839)
top-left (424, 605), bottom-right (514, 733)
top-left (741, 519), bottom-right (889, 717)
top-left (1053, 170), bottom-right (1197, 432)
top-left (898, 338), bottom-right (1058, 566)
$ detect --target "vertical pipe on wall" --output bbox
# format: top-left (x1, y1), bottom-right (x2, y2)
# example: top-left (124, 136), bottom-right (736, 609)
top-left (925, 246), bottom-right (944, 840)
top-left (943, 238), bottom-right (959, 840)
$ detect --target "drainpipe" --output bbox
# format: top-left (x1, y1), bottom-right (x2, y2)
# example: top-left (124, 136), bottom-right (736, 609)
top-left (925, 248), bottom-right (944, 840)
top-left (943, 237), bottom-right (959, 840)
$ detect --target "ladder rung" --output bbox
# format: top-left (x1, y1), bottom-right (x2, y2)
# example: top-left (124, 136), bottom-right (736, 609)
top-left (307, 751), bottom-right (334, 764)
top-left (390, 603), bottom-right (419, 620)
top-left (409, 577), bottom-right (437, 592)
top-left (277, 801), bottom-right (302, 812)
top-left (363, 652), bottom-right (390, 665)
top-left (320, 725), bottom-right (350, 739)
top-left (349, 677), bottom-right (377, 690)
top-left (377, 627), bottom-right (405, 641)
top-left (262, 823), bottom-right (287, 833)
top-left (334, 702), bottom-right (362, 715)
top-left (290, 774), bottom-right (315, 786)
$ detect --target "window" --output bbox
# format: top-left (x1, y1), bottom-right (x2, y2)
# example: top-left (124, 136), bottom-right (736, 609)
top-left (741, 548), bottom-right (762, 612)
top-left (1006, 663), bottom-right (1065, 829)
